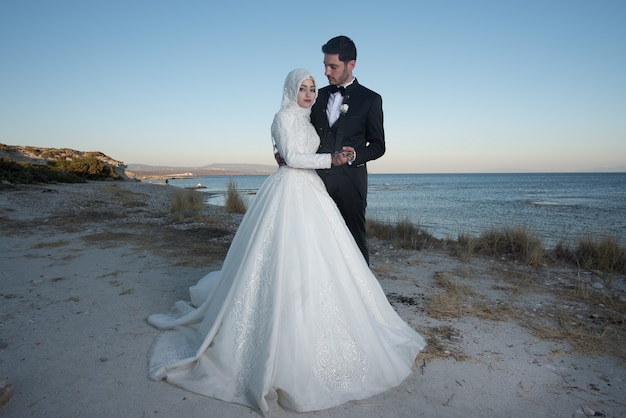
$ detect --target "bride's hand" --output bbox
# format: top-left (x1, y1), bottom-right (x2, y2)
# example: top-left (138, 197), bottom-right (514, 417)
top-left (331, 151), bottom-right (348, 166)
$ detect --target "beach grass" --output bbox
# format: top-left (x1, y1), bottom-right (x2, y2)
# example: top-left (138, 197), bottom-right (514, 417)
top-left (554, 234), bottom-right (625, 274)
top-left (170, 188), bottom-right (205, 212)
top-left (446, 232), bottom-right (476, 262)
top-left (472, 225), bottom-right (544, 266)
top-left (377, 217), bottom-right (625, 275)
top-left (224, 179), bottom-right (247, 214)
top-left (169, 188), bottom-right (205, 222)
top-left (366, 215), bottom-right (438, 250)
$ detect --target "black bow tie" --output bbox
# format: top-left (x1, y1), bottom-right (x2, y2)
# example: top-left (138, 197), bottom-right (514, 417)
top-left (329, 85), bottom-right (346, 96)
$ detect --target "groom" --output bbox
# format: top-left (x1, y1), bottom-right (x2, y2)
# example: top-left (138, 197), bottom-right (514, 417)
top-left (311, 35), bottom-right (386, 265)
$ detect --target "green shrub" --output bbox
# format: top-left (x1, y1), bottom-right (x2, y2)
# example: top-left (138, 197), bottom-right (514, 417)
top-left (54, 155), bottom-right (121, 180)
top-left (0, 155), bottom-right (120, 184)
top-left (0, 158), bottom-right (86, 184)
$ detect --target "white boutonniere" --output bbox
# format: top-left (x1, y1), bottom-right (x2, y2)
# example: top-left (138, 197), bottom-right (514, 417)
top-left (340, 104), bottom-right (349, 114)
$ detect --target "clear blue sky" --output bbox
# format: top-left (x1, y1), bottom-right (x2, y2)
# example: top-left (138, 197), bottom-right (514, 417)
top-left (1, 0), bottom-right (625, 173)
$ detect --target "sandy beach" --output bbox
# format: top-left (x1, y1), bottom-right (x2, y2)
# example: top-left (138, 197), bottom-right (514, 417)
top-left (1, 181), bottom-right (624, 417)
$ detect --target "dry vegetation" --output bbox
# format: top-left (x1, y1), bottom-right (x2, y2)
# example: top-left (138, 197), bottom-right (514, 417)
top-left (368, 217), bottom-right (625, 362)
top-left (367, 216), bottom-right (439, 250)
top-left (224, 179), bottom-right (247, 214)
top-left (555, 235), bottom-right (625, 274)
top-left (401, 261), bottom-right (626, 362)
top-left (0, 184), bottom-right (235, 268)
top-left (368, 217), bottom-right (625, 274)
top-left (169, 188), bottom-right (206, 222)
top-left (168, 179), bottom-right (248, 216)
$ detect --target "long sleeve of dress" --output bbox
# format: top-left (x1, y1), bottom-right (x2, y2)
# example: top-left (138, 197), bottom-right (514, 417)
top-left (271, 111), bottom-right (331, 169)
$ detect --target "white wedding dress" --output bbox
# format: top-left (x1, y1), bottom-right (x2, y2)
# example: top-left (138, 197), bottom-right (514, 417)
top-left (148, 69), bottom-right (425, 417)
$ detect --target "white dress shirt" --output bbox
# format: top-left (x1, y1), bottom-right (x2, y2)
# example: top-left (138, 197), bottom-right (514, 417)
top-left (325, 79), bottom-right (356, 163)
top-left (326, 79), bottom-right (354, 126)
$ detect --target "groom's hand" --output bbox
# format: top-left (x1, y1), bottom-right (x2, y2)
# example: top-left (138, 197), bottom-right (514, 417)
top-left (341, 146), bottom-right (355, 163)
top-left (331, 151), bottom-right (349, 166)
top-left (274, 152), bottom-right (286, 167)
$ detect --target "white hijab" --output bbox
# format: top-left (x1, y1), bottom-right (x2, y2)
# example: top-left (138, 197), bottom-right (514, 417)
top-left (279, 68), bottom-right (318, 116)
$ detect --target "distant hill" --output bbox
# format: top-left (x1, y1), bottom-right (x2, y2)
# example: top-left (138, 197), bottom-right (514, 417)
top-left (127, 163), bottom-right (275, 179)
top-left (0, 144), bottom-right (276, 181)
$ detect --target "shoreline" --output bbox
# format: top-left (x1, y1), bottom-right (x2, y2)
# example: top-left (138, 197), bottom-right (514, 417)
top-left (1, 181), bottom-right (624, 417)
top-left (141, 172), bottom-right (626, 249)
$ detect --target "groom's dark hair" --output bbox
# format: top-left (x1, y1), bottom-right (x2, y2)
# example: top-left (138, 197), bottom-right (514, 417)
top-left (322, 35), bottom-right (357, 63)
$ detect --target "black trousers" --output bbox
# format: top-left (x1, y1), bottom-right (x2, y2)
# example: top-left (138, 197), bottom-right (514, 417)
top-left (319, 168), bottom-right (369, 265)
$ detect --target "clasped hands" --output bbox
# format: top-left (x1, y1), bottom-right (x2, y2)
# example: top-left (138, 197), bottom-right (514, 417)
top-left (331, 146), bottom-right (355, 166)
top-left (274, 146), bottom-right (355, 167)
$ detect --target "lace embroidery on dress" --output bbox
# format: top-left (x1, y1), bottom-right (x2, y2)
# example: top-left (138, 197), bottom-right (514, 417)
top-left (313, 284), bottom-right (369, 391)
top-left (232, 206), bottom-right (277, 396)
top-left (272, 166), bottom-right (286, 183)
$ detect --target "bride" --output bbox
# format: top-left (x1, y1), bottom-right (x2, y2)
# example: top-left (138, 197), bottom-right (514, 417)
top-left (147, 68), bottom-right (425, 417)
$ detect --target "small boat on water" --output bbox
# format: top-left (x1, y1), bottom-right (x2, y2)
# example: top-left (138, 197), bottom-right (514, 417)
top-left (185, 183), bottom-right (207, 190)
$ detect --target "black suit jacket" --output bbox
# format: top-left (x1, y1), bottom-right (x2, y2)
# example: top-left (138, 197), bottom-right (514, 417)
top-left (311, 79), bottom-right (385, 198)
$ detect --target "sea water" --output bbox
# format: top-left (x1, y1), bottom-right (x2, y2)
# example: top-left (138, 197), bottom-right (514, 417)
top-left (157, 172), bottom-right (626, 247)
